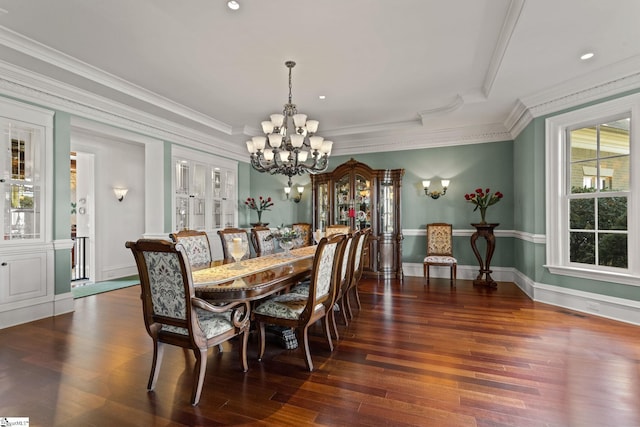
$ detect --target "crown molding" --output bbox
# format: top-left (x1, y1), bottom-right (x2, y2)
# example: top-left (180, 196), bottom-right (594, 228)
top-left (506, 58), bottom-right (640, 138)
top-left (0, 59), bottom-right (247, 162)
top-left (0, 25), bottom-right (232, 135)
top-left (482, 0), bottom-right (526, 97)
top-left (332, 122), bottom-right (512, 157)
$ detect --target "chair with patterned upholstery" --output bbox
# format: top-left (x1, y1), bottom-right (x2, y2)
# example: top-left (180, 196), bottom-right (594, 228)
top-left (253, 234), bottom-right (348, 371)
top-left (218, 228), bottom-right (251, 261)
top-left (169, 229), bottom-right (212, 267)
top-left (423, 223), bottom-right (457, 283)
top-left (290, 232), bottom-right (354, 340)
top-left (250, 226), bottom-right (275, 257)
top-left (344, 227), bottom-right (371, 316)
top-left (325, 224), bottom-right (350, 237)
top-left (291, 222), bottom-right (312, 248)
top-left (125, 239), bottom-right (250, 406)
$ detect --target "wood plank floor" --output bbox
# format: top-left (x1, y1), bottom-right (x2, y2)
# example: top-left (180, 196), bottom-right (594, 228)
top-left (1, 277), bottom-right (639, 426)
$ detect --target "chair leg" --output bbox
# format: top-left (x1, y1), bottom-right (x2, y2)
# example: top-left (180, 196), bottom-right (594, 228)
top-left (344, 291), bottom-right (354, 320)
top-left (425, 264), bottom-right (430, 283)
top-left (330, 304), bottom-right (340, 340)
top-left (299, 326), bottom-right (314, 372)
top-left (339, 297), bottom-right (350, 326)
top-left (239, 330), bottom-right (249, 372)
top-left (257, 322), bottom-right (266, 361)
top-left (147, 340), bottom-right (164, 391)
top-left (323, 313), bottom-right (335, 352)
top-left (453, 264), bottom-right (457, 283)
top-left (191, 348), bottom-right (208, 406)
top-left (353, 283), bottom-right (362, 310)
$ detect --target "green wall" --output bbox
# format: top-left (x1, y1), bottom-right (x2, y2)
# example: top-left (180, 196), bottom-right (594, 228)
top-left (248, 141), bottom-right (515, 268)
top-left (53, 112), bottom-right (72, 295)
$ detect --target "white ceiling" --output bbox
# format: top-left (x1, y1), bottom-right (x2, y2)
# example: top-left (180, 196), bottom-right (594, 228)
top-left (1, 0), bottom-right (639, 157)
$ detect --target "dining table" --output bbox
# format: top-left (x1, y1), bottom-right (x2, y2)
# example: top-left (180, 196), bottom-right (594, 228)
top-left (192, 245), bottom-right (316, 302)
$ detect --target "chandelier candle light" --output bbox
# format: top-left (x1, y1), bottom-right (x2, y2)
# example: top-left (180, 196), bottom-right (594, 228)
top-left (246, 61), bottom-right (333, 188)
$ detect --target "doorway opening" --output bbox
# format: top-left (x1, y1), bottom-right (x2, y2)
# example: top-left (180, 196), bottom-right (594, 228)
top-left (70, 151), bottom-right (96, 286)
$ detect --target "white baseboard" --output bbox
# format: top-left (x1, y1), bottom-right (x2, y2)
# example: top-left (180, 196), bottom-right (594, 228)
top-left (404, 262), bottom-right (640, 326)
top-left (0, 301), bottom-right (56, 329)
top-left (54, 292), bottom-right (75, 316)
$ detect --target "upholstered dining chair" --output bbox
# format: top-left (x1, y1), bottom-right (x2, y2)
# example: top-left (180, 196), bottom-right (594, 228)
top-left (250, 226), bottom-right (275, 257)
top-left (125, 239), bottom-right (250, 406)
top-left (253, 233), bottom-right (348, 371)
top-left (423, 223), bottom-right (457, 283)
top-left (291, 222), bottom-right (312, 248)
top-left (169, 229), bottom-right (212, 267)
top-left (325, 224), bottom-right (350, 237)
top-left (218, 228), bottom-right (251, 261)
top-left (344, 227), bottom-right (371, 316)
top-left (290, 232), bottom-right (354, 340)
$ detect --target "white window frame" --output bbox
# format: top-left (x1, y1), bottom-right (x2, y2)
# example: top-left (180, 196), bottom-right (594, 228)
top-left (545, 93), bottom-right (640, 286)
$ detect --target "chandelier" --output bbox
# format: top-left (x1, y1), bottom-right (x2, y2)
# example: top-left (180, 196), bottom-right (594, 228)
top-left (246, 60), bottom-right (332, 188)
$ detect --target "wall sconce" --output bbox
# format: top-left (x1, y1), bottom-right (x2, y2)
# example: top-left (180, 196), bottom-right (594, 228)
top-left (284, 186), bottom-right (304, 203)
top-left (113, 187), bottom-right (129, 202)
top-left (422, 179), bottom-right (449, 199)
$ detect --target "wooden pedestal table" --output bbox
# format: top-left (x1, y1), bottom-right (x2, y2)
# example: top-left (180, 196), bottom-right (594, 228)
top-left (470, 223), bottom-right (499, 287)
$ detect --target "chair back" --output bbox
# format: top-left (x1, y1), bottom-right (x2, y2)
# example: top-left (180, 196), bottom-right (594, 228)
top-left (218, 228), bottom-right (251, 260)
top-left (292, 223), bottom-right (312, 247)
top-left (426, 223), bottom-right (454, 256)
top-left (350, 228), bottom-right (370, 286)
top-left (325, 224), bottom-right (350, 237)
top-left (305, 234), bottom-right (347, 314)
top-left (338, 232), bottom-right (357, 297)
top-left (169, 229), bottom-right (212, 266)
top-left (126, 239), bottom-right (197, 339)
top-left (251, 226), bottom-right (275, 257)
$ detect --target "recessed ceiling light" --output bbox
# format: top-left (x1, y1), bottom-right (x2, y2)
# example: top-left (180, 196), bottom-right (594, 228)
top-left (227, 1), bottom-right (240, 10)
top-left (318, 95), bottom-right (326, 100)
top-left (580, 52), bottom-right (594, 60)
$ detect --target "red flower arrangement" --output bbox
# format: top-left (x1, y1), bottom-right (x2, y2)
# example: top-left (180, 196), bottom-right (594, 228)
top-left (464, 188), bottom-right (504, 223)
top-left (245, 196), bottom-right (274, 223)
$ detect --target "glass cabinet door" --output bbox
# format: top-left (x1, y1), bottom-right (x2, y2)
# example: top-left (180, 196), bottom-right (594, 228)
top-left (355, 174), bottom-right (371, 230)
top-left (2, 121), bottom-right (42, 241)
top-left (191, 163), bottom-right (206, 230)
top-left (379, 178), bottom-right (395, 233)
top-left (335, 174), bottom-right (350, 226)
top-left (175, 160), bottom-right (190, 230)
top-left (317, 183), bottom-right (329, 231)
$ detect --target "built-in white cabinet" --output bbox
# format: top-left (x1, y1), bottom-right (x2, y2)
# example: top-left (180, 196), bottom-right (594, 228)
top-left (0, 98), bottom-right (54, 329)
top-left (173, 147), bottom-right (237, 232)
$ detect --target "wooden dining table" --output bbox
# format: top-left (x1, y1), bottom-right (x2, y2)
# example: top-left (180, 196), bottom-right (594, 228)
top-left (192, 245), bottom-right (316, 302)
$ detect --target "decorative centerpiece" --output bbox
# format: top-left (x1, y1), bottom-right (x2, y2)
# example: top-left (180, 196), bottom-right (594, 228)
top-left (464, 188), bottom-right (504, 224)
top-left (266, 226), bottom-right (301, 256)
top-left (245, 196), bottom-right (274, 226)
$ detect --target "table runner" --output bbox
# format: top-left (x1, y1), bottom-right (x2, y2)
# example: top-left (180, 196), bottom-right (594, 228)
top-left (193, 245), bottom-right (316, 286)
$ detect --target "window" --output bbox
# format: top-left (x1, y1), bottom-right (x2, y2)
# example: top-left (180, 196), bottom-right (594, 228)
top-left (546, 93), bottom-right (640, 285)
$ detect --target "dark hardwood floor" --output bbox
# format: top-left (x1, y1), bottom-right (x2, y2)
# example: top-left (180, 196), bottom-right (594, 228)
top-left (1, 277), bottom-right (639, 426)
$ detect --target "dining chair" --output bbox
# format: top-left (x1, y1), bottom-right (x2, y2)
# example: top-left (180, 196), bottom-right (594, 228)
top-left (291, 222), bottom-right (312, 247)
top-left (125, 239), bottom-right (250, 406)
top-left (218, 228), bottom-right (251, 261)
top-left (250, 226), bottom-right (275, 257)
top-left (253, 233), bottom-right (348, 371)
top-left (290, 232), bottom-right (354, 340)
top-left (423, 223), bottom-right (457, 283)
top-left (169, 229), bottom-right (212, 267)
top-left (344, 227), bottom-right (371, 316)
top-left (325, 224), bottom-right (350, 237)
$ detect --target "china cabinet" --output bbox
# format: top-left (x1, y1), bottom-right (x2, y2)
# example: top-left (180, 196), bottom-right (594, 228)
top-left (173, 148), bottom-right (237, 233)
top-left (0, 99), bottom-right (54, 328)
top-left (311, 159), bottom-right (404, 279)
